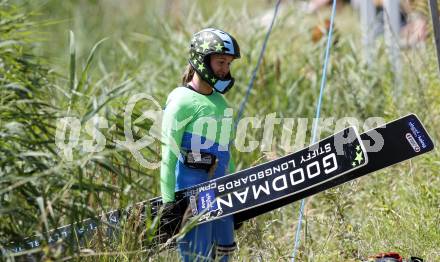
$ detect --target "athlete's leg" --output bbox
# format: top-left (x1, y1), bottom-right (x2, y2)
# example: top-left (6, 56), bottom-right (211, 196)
top-left (212, 215), bottom-right (235, 262)
top-left (178, 222), bottom-right (214, 262)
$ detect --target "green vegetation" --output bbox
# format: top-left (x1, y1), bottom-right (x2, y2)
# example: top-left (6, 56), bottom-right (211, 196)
top-left (1, 0), bottom-right (439, 261)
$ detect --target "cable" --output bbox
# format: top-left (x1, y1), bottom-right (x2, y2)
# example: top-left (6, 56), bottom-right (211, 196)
top-left (234, 0), bottom-right (282, 129)
top-left (291, 1), bottom-right (338, 261)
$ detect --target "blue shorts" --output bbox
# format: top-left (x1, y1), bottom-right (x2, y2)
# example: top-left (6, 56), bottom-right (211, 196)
top-left (176, 161), bottom-right (235, 261)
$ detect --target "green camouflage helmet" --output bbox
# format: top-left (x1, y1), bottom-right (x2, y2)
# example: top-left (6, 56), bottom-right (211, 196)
top-left (189, 28), bottom-right (240, 94)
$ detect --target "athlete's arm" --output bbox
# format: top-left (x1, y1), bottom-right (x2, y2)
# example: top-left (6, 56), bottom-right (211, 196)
top-left (160, 92), bottom-right (194, 203)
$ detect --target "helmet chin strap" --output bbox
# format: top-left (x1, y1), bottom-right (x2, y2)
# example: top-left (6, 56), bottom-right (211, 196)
top-left (213, 79), bottom-right (233, 93)
top-left (191, 70), bottom-right (233, 94)
top-left (207, 64), bottom-right (234, 94)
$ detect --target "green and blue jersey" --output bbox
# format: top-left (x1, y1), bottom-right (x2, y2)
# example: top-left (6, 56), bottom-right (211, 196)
top-left (160, 86), bottom-right (235, 203)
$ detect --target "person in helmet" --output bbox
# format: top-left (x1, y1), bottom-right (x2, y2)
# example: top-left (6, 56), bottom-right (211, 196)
top-left (160, 28), bottom-right (240, 261)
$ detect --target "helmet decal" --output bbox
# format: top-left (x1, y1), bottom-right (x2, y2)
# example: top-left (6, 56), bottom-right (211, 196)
top-left (201, 28), bottom-right (236, 55)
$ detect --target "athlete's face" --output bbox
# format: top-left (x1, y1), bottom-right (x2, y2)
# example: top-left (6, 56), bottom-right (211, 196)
top-left (210, 54), bottom-right (234, 79)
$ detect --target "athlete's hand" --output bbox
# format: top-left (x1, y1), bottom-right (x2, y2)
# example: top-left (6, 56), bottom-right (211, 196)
top-left (233, 217), bottom-right (244, 230)
top-left (159, 201), bottom-right (183, 239)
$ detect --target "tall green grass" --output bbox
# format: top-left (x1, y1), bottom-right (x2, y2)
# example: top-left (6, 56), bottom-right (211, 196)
top-left (1, 0), bottom-right (439, 260)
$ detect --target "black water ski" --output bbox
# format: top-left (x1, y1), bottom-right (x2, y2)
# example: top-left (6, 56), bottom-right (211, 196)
top-left (171, 126), bottom-right (367, 224)
top-left (234, 114), bottom-right (434, 223)
top-left (5, 114), bottom-right (434, 255)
